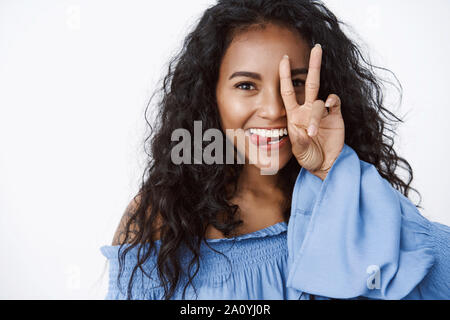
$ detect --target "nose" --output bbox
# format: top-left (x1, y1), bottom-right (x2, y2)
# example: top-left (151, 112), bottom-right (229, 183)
top-left (257, 86), bottom-right (287, 120)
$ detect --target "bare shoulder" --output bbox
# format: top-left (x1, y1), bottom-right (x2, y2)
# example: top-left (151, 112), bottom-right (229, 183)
top-left (111, 194), bottom-right (162, 246)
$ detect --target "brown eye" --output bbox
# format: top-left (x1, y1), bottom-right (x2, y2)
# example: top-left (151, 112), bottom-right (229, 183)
top-left (293, 79), bottom-right (305, 87)
top-left (235, 82), bottom-right (256, 91)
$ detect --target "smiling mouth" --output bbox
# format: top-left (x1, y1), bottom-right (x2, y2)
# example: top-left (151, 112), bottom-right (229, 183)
top-left (245, 127), bottom-right (289, 147)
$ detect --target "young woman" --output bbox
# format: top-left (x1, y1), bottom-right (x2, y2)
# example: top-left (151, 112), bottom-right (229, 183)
top-left (100, 0), bottom-right (450, 300)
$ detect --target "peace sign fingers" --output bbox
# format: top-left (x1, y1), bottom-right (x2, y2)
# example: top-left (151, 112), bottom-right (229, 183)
top-left (305, 44), bottom-right (323, 106)
top-left (278, 44), bottom-right (345, 180)
top-left (279, 54), bottom-right (299, 112)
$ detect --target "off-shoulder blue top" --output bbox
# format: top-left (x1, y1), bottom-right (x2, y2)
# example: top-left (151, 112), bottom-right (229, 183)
top-left (100, 144), bottom-right (450, 299)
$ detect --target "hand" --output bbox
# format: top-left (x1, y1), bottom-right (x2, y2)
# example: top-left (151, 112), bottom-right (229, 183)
top-left (279, 44), bottom-right (345, 181)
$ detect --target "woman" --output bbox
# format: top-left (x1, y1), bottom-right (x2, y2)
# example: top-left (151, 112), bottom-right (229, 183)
top-left (100, 0), bottom-right (450, 300)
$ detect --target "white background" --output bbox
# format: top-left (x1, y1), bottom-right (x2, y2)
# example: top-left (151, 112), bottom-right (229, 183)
top-left (0, 0), bottom-right (449, 299)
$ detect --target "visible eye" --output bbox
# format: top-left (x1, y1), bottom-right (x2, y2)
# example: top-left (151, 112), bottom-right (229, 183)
top-left (235, 82), bottom-right (256, 91)
top-left (292, 79), bottom-right (305, 87)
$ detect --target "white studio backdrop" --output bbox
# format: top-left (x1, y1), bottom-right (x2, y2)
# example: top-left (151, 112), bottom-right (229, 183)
top-left (0, 0), bottom-right (448, 299)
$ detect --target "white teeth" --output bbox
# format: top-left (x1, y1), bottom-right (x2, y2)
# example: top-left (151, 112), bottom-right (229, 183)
top-left (249, 128), bottom-right (288, 138)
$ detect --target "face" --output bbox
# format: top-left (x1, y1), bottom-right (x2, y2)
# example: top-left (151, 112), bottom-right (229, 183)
top-left (216, 23), bottom-right (310, 173)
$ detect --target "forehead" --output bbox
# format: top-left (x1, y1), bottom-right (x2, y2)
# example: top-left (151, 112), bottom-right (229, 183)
top-left (219, 23), bottom-right (310, 76)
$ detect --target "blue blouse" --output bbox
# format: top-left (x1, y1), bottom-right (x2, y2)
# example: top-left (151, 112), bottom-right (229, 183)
top-left (100, 144), bottom-right (450, 299)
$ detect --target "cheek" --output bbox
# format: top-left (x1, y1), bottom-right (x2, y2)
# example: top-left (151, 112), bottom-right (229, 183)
top-left (218, 96), bottom-right (253, 130)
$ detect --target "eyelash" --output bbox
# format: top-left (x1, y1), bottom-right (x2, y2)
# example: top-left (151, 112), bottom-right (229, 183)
top-left (235, 79), bottom-right (305, 91)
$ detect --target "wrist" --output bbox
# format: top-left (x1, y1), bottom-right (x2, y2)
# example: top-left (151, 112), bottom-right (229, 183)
top-left (309, 160), bottom-right (334, 181)
top-left (310, 169), bottom-right (329, 181)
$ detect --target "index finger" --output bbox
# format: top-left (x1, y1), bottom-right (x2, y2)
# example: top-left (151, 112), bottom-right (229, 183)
top-left (304, 44), bottom-right (323, 105)
top-left (279, 54), bottom-right (299, 112)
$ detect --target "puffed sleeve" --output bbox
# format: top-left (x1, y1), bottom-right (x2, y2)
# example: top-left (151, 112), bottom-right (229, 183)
top-left (100, 245), bottom-right (164, 300)
top-left (286, 143), bottom-right (450, 300)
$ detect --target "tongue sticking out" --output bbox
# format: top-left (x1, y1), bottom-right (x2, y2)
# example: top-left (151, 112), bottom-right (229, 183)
top-left (250, 134), bottom-right (279, 146)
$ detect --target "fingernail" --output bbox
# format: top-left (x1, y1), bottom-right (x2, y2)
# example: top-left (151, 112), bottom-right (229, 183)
top-left (315, 43), bottom-right (322, 49)
top-left (325, 99), bottom-right (332, 108)
top-left (283, 54), bottom-right (289, 59)
top-left (307, 124), bottom-right (317, 137)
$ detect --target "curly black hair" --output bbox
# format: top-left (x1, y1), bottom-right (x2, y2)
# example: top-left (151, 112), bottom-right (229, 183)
top-left (113, 0), bottom-right (421, 300)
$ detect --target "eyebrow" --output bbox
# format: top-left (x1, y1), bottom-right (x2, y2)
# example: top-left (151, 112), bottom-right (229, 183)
top-left (228, 68), bottom-right (308, 80)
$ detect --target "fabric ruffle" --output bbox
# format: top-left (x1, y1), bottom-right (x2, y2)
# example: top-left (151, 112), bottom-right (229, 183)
top-left (100, 222), bottom-right (293, 299)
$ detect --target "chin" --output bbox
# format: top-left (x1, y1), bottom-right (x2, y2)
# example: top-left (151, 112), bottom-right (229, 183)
top-left (245, 150), bottom-right (292, 175)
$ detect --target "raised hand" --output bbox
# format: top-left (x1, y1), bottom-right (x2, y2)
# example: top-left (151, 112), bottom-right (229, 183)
top-left (279, 44), bottom-right (345, 180)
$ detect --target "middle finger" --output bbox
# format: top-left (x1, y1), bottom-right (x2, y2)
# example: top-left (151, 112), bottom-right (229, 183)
top-left (304, 44), bottom-right (323, 106)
